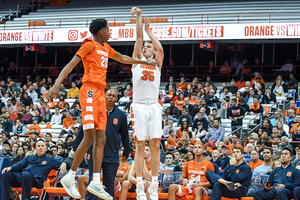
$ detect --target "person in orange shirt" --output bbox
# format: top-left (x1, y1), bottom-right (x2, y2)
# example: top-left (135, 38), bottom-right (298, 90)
top-left (46, 18), bottom-right (155, 199)
top-left (176, 77), bottom-right (188, 92)
top-left (284, 100), bottom-right (300, 117)
top-left (250, 72), bottom-right (265, 87)
top-left (26, 117), bottom-right (41, 138)
top-left (168, 142), bottom-right (214, 200)
top-left (59, 111), bottom-right (74, 137)
top-left (10, 106), bottom-right (18, 123)
top-left (166, 129), bottom-right (178, 150)
top-left (189, 92), bottom-right (200, 106)
top-left (202, 138), bottom-right (213, 154)
top-left (227, 133), bottom-right (243, 156)
top-left (175, 93), bottom-right (185, 110)
top-left (247, 150), bottom-right (264, 172)
top-left (165, 85), bottom-right (175, 103)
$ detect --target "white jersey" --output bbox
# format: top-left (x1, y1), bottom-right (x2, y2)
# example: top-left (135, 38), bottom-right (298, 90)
top-left (132, 56), bottom-right (161, 103)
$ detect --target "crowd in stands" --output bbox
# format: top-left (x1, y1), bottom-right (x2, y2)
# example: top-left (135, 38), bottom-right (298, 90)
top-left (1, 70), bottom-right (300, 199)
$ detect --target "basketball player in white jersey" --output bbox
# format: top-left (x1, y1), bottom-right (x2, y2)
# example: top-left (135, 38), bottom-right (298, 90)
top-left (130, 7), bottom-right (164, 200)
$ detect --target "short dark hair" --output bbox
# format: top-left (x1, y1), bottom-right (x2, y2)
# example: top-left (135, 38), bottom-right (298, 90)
top-left (272, 142), bottom-right (280, 147)
top-left (231, 98), bottom-right (237, 102)
top-left (232, 133), bottom-right (238, 138)
top-left (263, 147), bottom-right (273, 154)
top-left (46, 133), bottom-right (52, 137)
top-left (50, 145), bottom-right (58, 151)
top-left (233, 146), bottom-right (244, 154)
top-left (58, 144), bottom-right (65, 149)
top-left (165, 152), bottom-right (174, 160)
top-left (282, 147), bottom-right (293, 156)
top-left (89, 18), bottom-right (108, 35)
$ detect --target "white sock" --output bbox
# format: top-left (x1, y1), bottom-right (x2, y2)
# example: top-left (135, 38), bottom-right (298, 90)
top-left (151, 176), bottom-right (158, 185)
top-left (137, 177), bottom-right (143, 187)
top-left (66, 169), bottom-right (76, 179)
top-left (92, 173), bottom-right (100, 182)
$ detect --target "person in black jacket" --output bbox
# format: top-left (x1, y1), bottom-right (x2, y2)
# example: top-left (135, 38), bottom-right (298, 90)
top-left (74, 89), bottom-right (129, 200)
top-left (253, 148), bottom-right (300, 200)
top-left (1, 139), bottom-right (69, 200)
top-left (206, 146), bottom-right (251, 200)
top-left (271, 75), bottom-right (288, 93)
top-left (20, 92), bottom-right (33, 107)
top-left (227, 98), bottom-right (245, 139)
top-left (263, 88), bottom-right (276, 104)
top-left (0, 114), bottom-right (12, 132)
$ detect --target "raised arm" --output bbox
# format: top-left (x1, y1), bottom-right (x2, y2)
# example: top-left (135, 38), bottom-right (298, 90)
top-left (46, 55), bottom-right (81, 101)
top-left (131, 7), bottom-right (143, 59)
top-left (144, 16), bottom-right (164, 66)
top-left (112, 52), bottom-right (156, 66)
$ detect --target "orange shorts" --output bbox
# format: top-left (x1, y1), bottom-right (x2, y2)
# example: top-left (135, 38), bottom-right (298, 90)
top-left (176, 185), bottom-right (208, 198)
top-left (79, 83), bottom-right (106, 131)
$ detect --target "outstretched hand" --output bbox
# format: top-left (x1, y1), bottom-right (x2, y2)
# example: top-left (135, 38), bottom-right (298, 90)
top-left (144, 16), bottom-right (150, 32)
top-left (130, 7), bottom-right (141, 16)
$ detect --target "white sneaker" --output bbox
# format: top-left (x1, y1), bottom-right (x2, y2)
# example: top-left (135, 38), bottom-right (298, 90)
top-left (87, 181), bottom-right (113, 200)
top-left (136, 185), bottom-right (147, 200)
top-left (60, 176), bottom-right (81, 199)
top-left (148, 184), bottom-right (159, 200)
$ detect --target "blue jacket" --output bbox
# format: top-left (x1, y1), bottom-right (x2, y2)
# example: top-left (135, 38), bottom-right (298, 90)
top-left (222, 161), bottom-right (251, 194)
top-left (10, 154), bottom-right (67, 182)
top-left (245, 94), bottom-right (258, 105)
top-left (268, 164), bottom-right (300, 190)
top-left (73, 106), bottom-right (129, 163)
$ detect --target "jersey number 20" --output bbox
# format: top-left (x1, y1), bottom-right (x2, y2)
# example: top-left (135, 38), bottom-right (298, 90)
top-left (141, 70), bottom-right (154, 81)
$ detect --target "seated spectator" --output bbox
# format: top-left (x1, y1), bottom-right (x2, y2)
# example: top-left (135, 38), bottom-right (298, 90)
top-left (253, 77), bottom-right (265, 93)
top-left (0, 140), bottom-right (19, 165)
top-left (239, 81), bottom-right (251, 93)
top-left (280, 136), bottom-right (293, 152)
top-left (250, 97), bottom-right (263, 115)
top-left (273, 80), bottom-right (284, 96)
top-left (218, 82), bottom-right (227, 95)
top-left (222, 95), bottom-right (231, 110)
top-left (244, 143), bottom-right (254, 163)
top-left (58, 84), bottom-right (68, 98)
top-left (236, 76), bottom-right (245, 89)
top-left (271, 75), bottom-right (288, 93)
top-left (33, 109), bottom-right (42, 123)
top-left (292, 147), bottom-right (300, 168)
top-left (200, 99), bottom-right (210, 116)
top-left (168, 101), bottom-right (180, 119)
top-left (59, 111), bottom-right (74, 137)
top-left (1, 139), bottom-right (68, 200)
top-left (27, 86), bottom-right (38, 102)
top-left (220, 86), bottom-right (233, 102)
top-left (194, 122), bottom-right (207, 142)
top-left (123, 97), bottom-right (132, 115)
top-left (246, 89), bottom-right (258, 107)
top-left (275, 58), bottom-right (294, 74)
top-left (216, 100), bottom-right (226, 119)
top-left (205, 118), bottom-right (225, 143)
top-left (287, 73), bottom-right (298, 93)
top-left (204, 150), bottom-right (220, 174)
top-left (71, 103), bottom-right (81, 118)
top-left (262, 119), bottom-right (272, 136)
top-left (182, 97), bottom-right (193, 113)
top-left (177, 132), bottom-right (190, 154)
top-left (285, 100), bottom-right (300, 117)
top-left (238, 97), bottom-right (250, 115)
top-left (50, 145), bottom-right (64, 162)
top-left (176, 121), bottom-right (191, 139)
top-left (205, 89), bottom-right (218, 106)
top-left (247, 150), bottom-right (264, 172)
top-left (250, 72), bottom-right (265, 88)
top-left (5, 99), bottom-right (13, 112)
top-left (41, 107), bottom-right (52, 124)
top-left (166, 129), bottom-right (177, 150)
top-left (165, 85), bottom-right (175, 103)
top-left (13, 119), bottom-right (26, 135)
top-left (159, 152), bottom-right (175, 175)
top-left (10, 106), bottom-right (18, 123)
top-left (292, 124), bottom-right (300, 142)
top-left (175, 93), bottom-right (185, 110)
top-left (285, 109), bottom-right (295, 126)
top-left (21, 92), bottom-right (33, 107)
top-left (192, 112), bottom-right (208, 131)
top-left (45, 133), bottom-right (55, 147)
top-left (177, 108), bottom-right (192, 127)
top-left (0, 114), bottom-right (13, 132)
top-left (206, 146), bottom-right (251, 200)
top-left (176, 77), bottom-right (187, 92)
top-left (57, 143), bottom-right (68, 159)
top-left (212, 149), bottom-right (222, 170)
top-left (263, 88), bottom-right (276, 104)
top-left (50, 105), bottom-right (62, 125)
top-left (67, 82), bottom-right (79, 99)
top-left (27, 117), bottom-right (41, 137)
top-left (253, 148), bottom-right (300, 200)
top-left (189, 103), bottom-right (200, 119)
top-left (118, 90), bottom-right (129, 106)
top-left (173, 154), bottom-right (188, 172)
top-left (229, 79), bottom-right (238, 96)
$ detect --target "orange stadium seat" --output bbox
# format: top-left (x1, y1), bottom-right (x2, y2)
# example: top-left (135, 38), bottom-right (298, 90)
top-left (45, 187), bottom-right (75, 200)
top-left (156, 17), bottom-right (168, 22)
top-left (28, 21), bottom-right (45, 26)
top-left (13, 187), bottom-right (44, 200)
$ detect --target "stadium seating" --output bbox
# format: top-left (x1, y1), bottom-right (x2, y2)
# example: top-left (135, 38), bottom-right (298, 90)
top-left (2, 1), bottom-right (300, 30)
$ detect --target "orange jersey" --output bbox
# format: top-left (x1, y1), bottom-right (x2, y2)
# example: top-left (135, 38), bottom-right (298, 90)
top-left (47, 102), bottom-right (55, 109)
top-left (63, 116), bottom-right (74, 129)
top-left (182, 160), bottom-right (214, 185)
top-left (176, 83), bottom-right (188, 91)
top-left (284, 106), bottom-right (300, 117)
top-left (11, 112), bottom-right (18, 123)
top-left (56, 100), bottom-right (67, 109)
top-left (167, 136), bottom-right (178, 147)
top-left (28, 125), bottom-right (41, 137)
top-left (189, 99), bottom-right (200, 106)
top-left (175, 100), bottom-right (184, 110)
top-left (247, 160), bottom-right (264, 172)
top-left (117, 162), bottom-right (131, 176)
top-left (250, 76), bottom-right (265, 87)
top-left (76, 38), bottom-right (116, 87)
top-left (290, 122), bottom-right (299, 134)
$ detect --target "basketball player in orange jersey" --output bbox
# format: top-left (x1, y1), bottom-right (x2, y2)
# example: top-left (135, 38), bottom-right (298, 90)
top-left (130, 7), bottom-right (164, 200)
top-left (168, 142), bottom-right (215, 200)
top-left (46, 18), bottom-right (156, 200)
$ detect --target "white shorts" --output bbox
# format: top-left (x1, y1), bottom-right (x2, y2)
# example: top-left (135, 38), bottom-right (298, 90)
top-left (130, 102), bottom-right (163, 141)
